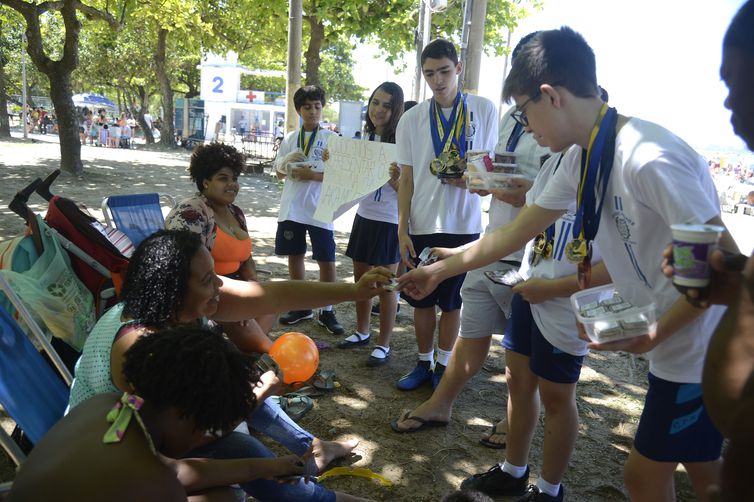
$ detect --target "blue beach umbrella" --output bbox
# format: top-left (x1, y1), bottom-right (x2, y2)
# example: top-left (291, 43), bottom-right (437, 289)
top-left (72, 93), bottom-right (116, 109)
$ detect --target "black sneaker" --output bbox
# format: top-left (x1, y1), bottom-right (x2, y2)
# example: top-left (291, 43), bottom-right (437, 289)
top-left (460, 464), bottom-right (529, 498)
top-left (318, 309), bottom-right (345, 335)
top-left (516, 484), bottom-right (564, 501)
top-left (279, 310), bottom-right (314, 325)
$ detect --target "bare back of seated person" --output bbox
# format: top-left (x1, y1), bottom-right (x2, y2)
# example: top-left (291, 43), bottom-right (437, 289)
top-left (10, 393), bottom-right (187, 502)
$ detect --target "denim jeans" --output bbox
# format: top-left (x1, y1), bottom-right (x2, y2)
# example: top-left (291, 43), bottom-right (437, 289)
top-left (187, 429), bottom-right (335, 502)
top-left (248, 396), bottom-right (313, 457)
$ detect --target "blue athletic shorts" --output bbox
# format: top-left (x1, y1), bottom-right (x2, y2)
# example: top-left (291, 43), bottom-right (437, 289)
top-left (400, 232), bottom-right (479, 312)
top-left (502, 294), bottom-right (584, 384)
top-left (345, 214), bottom-right (400, 266)
top-left (634, 372), bottom-right (723, 463)
top-left (274, 220), bottom-right (336, 262)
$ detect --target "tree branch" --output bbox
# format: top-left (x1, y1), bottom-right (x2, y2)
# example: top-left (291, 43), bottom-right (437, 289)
top-left (74, 0), bottom-right (121, 30)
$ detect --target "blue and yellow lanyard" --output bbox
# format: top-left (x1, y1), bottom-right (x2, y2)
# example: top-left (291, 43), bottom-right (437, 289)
top-left (429, 92), bottom-right (468, 158)
top-left (572, 103), bottom-right (618, 246)
top-left (297, 125), bottom-right (319, 157)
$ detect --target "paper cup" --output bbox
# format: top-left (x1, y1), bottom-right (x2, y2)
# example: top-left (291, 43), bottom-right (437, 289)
top-left (670, 223), bottom-right (724, 287)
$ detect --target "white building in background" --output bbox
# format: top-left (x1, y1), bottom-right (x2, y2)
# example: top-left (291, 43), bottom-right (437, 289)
top-left (199, 52), bottom-right (286, 142)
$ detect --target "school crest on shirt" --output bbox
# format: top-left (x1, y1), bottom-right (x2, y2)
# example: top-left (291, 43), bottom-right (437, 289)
top-left (311, 145), bottom-right (325, 161)
top-left (466, 121), bottom-right (476, 140)
top-left (612, 196), bottom-right (634, 242)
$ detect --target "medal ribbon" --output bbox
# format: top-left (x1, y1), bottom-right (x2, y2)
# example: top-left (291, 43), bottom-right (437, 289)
top-left (297, 125), bottom-right (319, 157)
top-left (572, 104), bottom-right (618, 245)
top-left (429, 92), bottom-right (468, 158)
top-left (506, 122), bottom-right (525, 152)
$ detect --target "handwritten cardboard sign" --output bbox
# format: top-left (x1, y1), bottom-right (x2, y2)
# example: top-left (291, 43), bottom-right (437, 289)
top-left (313, 136), bottom-right (397, 223)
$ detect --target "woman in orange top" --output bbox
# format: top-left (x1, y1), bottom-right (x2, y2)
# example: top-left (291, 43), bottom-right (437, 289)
top-left (166, 143), bottom-right (276, 352)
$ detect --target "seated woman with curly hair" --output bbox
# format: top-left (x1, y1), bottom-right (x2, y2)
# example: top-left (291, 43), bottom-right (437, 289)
top-left (12, 326), bottom-right (309, 501)
top-left (166, 142), bottom-right (276, 353)
top-left (68, 230), bottom-right (387, 502)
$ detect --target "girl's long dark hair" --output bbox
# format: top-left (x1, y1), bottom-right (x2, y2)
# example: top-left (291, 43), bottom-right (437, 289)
top-left (364, 82), bottom-right (404, 144)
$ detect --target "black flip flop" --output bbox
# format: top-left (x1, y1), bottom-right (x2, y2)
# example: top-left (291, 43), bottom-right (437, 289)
top-left (479, 421), bottom-right (507, 449)
top-left (390, 411), bottom-right (449, 433)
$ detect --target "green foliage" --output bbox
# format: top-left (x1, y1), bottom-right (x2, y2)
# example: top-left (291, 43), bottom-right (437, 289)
top-left (0, 7), bottom-right (49, 102)
top-left (319, 38), bottom-right (366, 102)
top-left (241, 74), bottom-right (286, 94)
top-left (363, 0), bottom-right (532, 63)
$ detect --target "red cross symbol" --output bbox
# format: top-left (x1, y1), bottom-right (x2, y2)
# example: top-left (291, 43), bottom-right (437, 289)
top-left (246, 91), bottom-right (257, 102)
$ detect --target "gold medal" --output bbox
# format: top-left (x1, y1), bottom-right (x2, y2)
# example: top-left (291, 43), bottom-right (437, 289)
top-left (542, 241), bottom-right (554, 260)
top-left (532, 233), bottom-right (547, 256)
top-left (431, 149), bottom-right (465, 178)
top-left (566, 239), bottom-right (588, 263)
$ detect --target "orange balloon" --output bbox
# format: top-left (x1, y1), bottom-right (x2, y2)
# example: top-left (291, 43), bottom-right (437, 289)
top-left (269, 332), bottom-right (319, 384)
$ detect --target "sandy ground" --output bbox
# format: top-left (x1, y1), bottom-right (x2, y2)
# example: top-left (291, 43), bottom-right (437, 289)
top-left (2, 132), bottom-right (750, 500)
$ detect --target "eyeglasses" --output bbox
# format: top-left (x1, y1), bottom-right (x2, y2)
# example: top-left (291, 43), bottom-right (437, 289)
top-left (511, 81), bottom-right (565, 127)
top-left (511, 91), bottom-right (541, 127)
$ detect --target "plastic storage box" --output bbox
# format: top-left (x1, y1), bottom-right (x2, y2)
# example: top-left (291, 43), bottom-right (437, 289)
top-left (570, 284), bottom-right (657, 343)
top-left (465, 171), bottom-right (531, 191)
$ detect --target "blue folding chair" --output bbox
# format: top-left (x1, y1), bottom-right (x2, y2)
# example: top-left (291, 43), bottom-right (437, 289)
top-left (0, 275), bottom-right (71, 466)
top-left (101, 193), bottom-right (176, 248)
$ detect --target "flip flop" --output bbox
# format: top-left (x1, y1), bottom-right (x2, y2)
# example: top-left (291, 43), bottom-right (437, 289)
top-left (389, 411), bottom-right (449, 433)
top-left (312, 370), bottom-right (336, 392)
top-left (273, 394), bottom-right (314, 422)
top-left (479, 421), bottom-right (507, 449)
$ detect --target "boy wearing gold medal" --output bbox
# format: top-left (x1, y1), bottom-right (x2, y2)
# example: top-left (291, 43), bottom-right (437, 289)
top-left (398, 27), bottom-right (738, 501)
top-left (394, 39), bottom-right (498, 391)
top-left (274, 86), bottom-right (344, 335)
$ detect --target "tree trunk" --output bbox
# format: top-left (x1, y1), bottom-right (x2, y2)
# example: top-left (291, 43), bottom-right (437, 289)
top-left (127, 85), bottom-right (155, 144)
top-left (304, 9), bottom-right (325, 87)
top-left (16, 0), bottom-right (83, 174)
top-left (154, 28), bottom-right (175, 147)
top-left (0, 60), bottom-right (10, 137)
top-left (48, 66), bottom-right (83, 174)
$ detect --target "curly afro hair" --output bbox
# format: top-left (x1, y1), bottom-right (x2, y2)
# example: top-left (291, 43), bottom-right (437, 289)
top-left (122, 326), bottom-right (259, 434)
top-left (189, 142), bottom-right (245, 193)
top-left (121, 229), bottom-right (203, 328)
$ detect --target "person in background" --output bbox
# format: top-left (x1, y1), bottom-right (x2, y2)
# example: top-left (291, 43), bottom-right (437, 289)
top-left (166, 143), bottom-right (276, 353)
top-left (274, 85), bottom-right (345, 336)
top-left (394, 38), bottom-right (498, 391)
top-left (390, 31), bottom-right (549, 440)
top-left (338, 82), bottom-right (405, 367)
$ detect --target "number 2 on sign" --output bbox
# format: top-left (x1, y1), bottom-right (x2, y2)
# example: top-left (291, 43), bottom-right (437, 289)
top-left (212, 77), bottom-right (224, 93)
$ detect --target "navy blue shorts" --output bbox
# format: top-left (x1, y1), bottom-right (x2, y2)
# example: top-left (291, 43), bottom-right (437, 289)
top-left (345, 214), bottom-right (400, 266)
top-left (502, 294), bottom-right (584, 384)
top-left (634, 372), bottom-right (723, 463)
top-left (274, 220), bottom-right (336, 262)
top-left (400, 232), bottom-right (478, 312)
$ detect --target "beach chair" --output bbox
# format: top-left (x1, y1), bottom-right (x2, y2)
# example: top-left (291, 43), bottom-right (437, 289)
top-left (0, 274), bottom-right (71, 466)
top-left (101, 192), bottom-right (176, 247)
